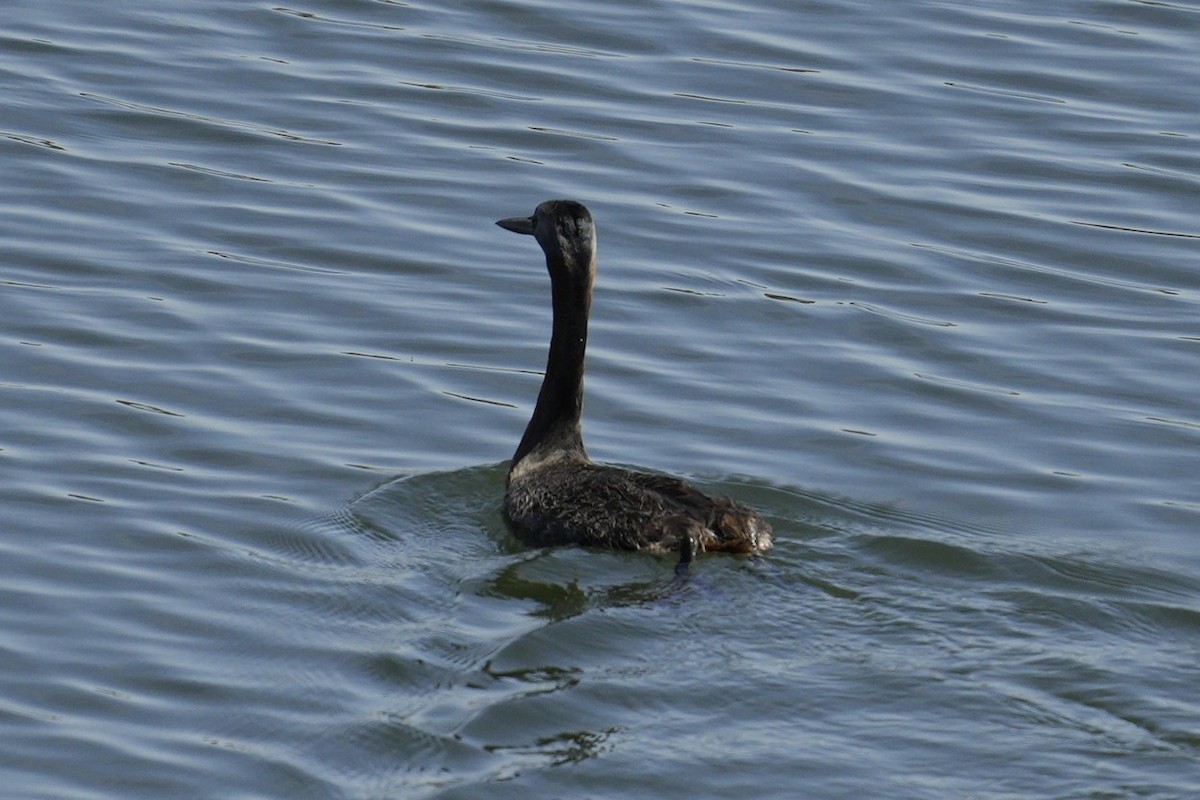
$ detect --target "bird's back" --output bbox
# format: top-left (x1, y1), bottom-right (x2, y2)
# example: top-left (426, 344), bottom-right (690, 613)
top-left (504, 461), bottom-right (772, 556)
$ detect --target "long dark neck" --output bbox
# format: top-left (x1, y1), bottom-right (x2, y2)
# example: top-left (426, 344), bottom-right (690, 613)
top-left (510, 251), bottom-right (593, 472)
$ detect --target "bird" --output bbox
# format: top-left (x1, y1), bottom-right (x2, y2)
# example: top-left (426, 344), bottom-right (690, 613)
top-left (495, 199), bottom-right (773, 569)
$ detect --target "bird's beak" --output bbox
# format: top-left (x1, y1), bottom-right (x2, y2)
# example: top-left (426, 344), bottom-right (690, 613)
top-left (496, 215), bottom-right (535, 235)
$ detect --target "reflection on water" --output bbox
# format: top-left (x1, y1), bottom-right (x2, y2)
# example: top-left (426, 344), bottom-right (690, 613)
top-left (484, 726), bottom-right (618, 767)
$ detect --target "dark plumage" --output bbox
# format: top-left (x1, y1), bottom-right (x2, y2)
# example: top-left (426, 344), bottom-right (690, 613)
top-left (496, 200), bottom-right (772, 567)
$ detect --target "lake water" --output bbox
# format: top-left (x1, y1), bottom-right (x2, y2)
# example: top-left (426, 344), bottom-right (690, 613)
top-left (3, 1), bottom-right (1198, 797)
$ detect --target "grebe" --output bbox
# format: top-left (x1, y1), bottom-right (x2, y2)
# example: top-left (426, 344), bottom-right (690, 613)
top-left (496, 200), bottom-right (772, 568)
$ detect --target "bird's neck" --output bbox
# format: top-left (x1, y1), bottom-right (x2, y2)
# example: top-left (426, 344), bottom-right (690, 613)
top-left (510, 252), bottom-right (594, 475)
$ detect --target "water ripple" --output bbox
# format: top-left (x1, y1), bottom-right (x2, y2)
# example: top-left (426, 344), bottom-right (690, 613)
top-left (4, 0), bottom-right (1199, 796)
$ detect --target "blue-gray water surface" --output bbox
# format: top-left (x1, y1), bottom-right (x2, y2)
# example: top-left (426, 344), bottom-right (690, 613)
top-left (3, 1), bottom-right (1198, 797)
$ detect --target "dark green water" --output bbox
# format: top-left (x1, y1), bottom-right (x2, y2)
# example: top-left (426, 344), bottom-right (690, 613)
top-left (3, 1), bottom-right (1198, 797)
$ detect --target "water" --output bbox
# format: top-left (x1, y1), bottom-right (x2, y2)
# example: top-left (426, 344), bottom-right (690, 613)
top-left (3, 0), bottom-right (1198, 797)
